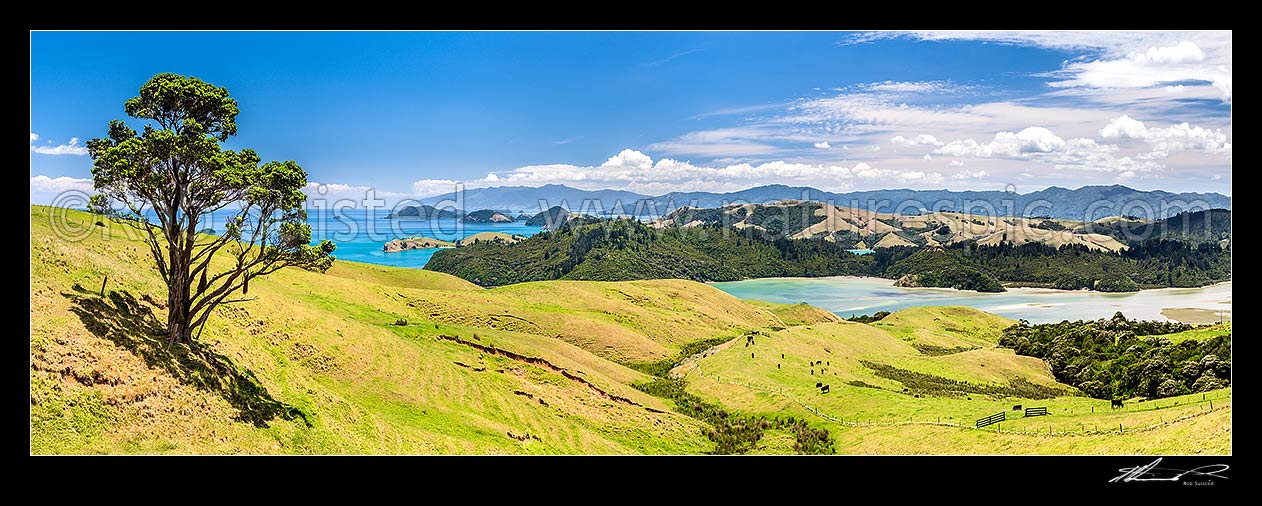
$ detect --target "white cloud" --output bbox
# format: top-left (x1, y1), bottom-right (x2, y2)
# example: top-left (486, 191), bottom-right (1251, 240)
top-left (890, 134), bottom-right (944, 147)
top-left (601, 148), bottom-right (654, 170)
top-left (936, 127), bottom-right (1067, 157)
top-left (30, 175), bottom-right (93, 193)
top-left (647, 126), bottom-right (782, 156)
top-left (1100, 115), bottom-right (1231, 155)
top-left (896, 171), bottom-right (944, 183)
top-left (922, 154), bottom-right (932, 160)
top-left (409, 179), bottom-right (471, 198)
top-left (933, 126), bottom-right (1167, 174)
top-left (952, 170), bottom-right (990, 180)
top-left (30, 135), bottom-right (89, 156)
top-left (949, 160), bottom-right (965, 167)
top-left (854, 80), bottom-right (969, 95)
top-left (1050, 41), bottom-right (1232, 101)
top-left (853, 31), bottom-right (1232, 101)
top-left (813, 141), bottom-right (831, 149)
top-left (405, 149), bottom-right (953, 193)
top-left (301, 181), bottom-right (411, 204)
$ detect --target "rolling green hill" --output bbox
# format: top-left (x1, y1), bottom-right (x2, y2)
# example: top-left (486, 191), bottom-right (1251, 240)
top-left (30, 206), bottom-right (1230, 454)
top-left (677, 309), bottom-right (1231, 454)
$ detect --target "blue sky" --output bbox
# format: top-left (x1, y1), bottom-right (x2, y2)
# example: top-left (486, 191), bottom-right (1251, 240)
top-left (31, 31), bottom-right (1232, 204)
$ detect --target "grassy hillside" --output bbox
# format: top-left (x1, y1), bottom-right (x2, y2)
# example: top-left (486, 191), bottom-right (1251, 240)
top-left (745, 300), bottom-right (844, 326)
top-left (676, 307), bottom-right (1231, 454)
top-left (871, 306), bottom-right (1015, 351)
top-left (31, 206), bottom-right (720, 454)
top-left (30, 206), bottom-right (1230, 454)
top-left (1165, 323), bottom-right (1232, 344)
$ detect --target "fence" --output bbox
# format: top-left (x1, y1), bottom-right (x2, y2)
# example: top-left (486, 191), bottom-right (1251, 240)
top-left (1024, 407), bottom-right (1048, 417)
top-left (976, 411), bottom-right (1006, 428)
top-left (681, 360), bottom-right (1230, 437)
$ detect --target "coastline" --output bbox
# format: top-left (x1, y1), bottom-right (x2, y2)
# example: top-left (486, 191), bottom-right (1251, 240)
top-left (708, 274), bottom-right (1232, 295)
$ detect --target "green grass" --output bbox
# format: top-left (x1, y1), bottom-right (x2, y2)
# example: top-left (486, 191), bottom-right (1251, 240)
top-left (1165, 322), bottom-right (1232, 343)
top-left (30, 206), bottom-right (711, 454)
top-left (872, 306), bottom-right (1016, 349)
top-left (677, 311), bottom-right (1230, 454)
top-left (744, 300), bottom-right (843, 326)
top-left (30, 205), bottom-right (1230, 455)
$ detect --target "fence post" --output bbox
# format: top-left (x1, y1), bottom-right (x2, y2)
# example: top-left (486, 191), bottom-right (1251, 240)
top-left (99, 275), bottom-right (108, 297)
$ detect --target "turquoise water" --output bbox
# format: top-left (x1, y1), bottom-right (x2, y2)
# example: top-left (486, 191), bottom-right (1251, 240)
top-left (846, 249), bottom-right (874, 255)
top-left (186, 209), bottom-right (543, 269)
top-left (310, 210), bottom-right (543, 268)
top-left (710, 276), bottom-right (1232, 323)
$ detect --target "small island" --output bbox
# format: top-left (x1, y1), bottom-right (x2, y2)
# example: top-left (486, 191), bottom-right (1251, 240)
top-left (383, 237), bottom-right (456, 252)
top-left (456, 232), bottom-right (524, 246)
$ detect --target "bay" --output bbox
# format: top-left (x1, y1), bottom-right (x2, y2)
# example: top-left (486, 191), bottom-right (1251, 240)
top-left (710, 276), bottom-right (1231, 324)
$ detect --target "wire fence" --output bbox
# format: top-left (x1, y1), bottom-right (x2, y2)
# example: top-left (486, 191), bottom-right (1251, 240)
top-left (683, 361), bottom-right (1231, 437)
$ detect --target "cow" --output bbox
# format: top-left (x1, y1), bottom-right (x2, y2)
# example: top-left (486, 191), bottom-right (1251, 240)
top-left (821, 385), bottom-right (830, 393)
top-left (1112, 399), bottom-right (1124, 409)
top-left (1012, 404), bottom-right (1022, 411)
top-left (816, 382), bottom-right (822, 388)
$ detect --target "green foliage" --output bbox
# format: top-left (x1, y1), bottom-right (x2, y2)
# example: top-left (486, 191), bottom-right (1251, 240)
top-left (847, 311), bottom-right (891, 323)
top-left (1094, 273), bottom-right (1140, 292)
top-left (1090, 209), bottom-right (1231, 245)
top-left (998, 313), bottom-right (1231, 400)
top-left (1031, 220), bottom-right (1066, 231)
top-left (911, 344), bottom-right (978, 356)
top-left (525, 206), bottom-right (570, 228)
top-left (426, 219), bottom-right (883, 287)
top-left (886, 249), bottom-right (1005, 292)
top-left (632, 378), bottom-right (834, 454)
top-left (956, 239), bottom-right (1230, 290)
top-left (627, 336), bottom-right (734, 377)
top-left (87, 73), bottom-right (334, 343)
top-left (859, 360), bottom-right (1069, 399)
top-left (426, 218), bottom-right (1230, 293)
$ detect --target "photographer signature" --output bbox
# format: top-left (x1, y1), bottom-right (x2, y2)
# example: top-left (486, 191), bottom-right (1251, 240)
top-left (1110, 458), bottom-right (1229, 483)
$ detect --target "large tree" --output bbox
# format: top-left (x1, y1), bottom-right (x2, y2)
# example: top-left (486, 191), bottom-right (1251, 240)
top-left (87, 73), bottom-right (335, 345)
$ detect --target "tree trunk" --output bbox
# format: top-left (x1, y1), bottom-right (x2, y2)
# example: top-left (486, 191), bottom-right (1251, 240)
top-left (166, 245), bottom-right (193, 344)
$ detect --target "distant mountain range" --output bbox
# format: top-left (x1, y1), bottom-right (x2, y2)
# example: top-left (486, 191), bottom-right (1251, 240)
top-left (419, 184), bottom-right (650, 214)
top-left (416, 183), bottom-right (1230, 220)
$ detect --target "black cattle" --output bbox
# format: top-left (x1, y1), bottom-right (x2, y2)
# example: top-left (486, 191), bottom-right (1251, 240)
top-left (1112, 399), bottom-right (1124, 409)
top-left (1012, 404), bottom-right (1022, 411)
top-left (816, 382), bottom-right (822, 388)
top-left (821, 385), bottom-right (830, 393)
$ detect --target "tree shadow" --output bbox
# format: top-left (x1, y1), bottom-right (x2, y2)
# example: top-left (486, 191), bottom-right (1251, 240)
top-left (63, 285), bottom-right (311, 428)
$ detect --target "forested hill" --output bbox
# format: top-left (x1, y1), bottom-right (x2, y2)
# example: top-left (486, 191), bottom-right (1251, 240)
top-left (424, 219), bottom-right (1231, 292)
top-left (1083, 209), bottom-right (1231, 246)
